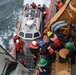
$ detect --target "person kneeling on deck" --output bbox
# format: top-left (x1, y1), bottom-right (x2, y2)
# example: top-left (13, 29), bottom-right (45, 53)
top-left (29, 41), bottom-right (39, 65)
top-left (39, 41), bottom-right (56, 69)
top-left (15, 39), bottom-right (25, 59)
top-left (46, 31), bottom-right (70, 51)
top-left (65, 42), bottom-right (76, 64)
top-left (35, 58), bottom-right (49, 75)
top-left (12, 33), bottom-right (20, 43)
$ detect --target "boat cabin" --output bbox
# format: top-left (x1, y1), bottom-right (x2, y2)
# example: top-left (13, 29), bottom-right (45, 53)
top-left (19, 8), bottom-right (42, 40)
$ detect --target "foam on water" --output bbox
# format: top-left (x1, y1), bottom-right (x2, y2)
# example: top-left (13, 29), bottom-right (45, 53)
top-left (0, 0), bottom-right (50, 51)
top-left (0, 37), bottom-right (6, 49)
top-left (0, 8), bottom-right (22, 51)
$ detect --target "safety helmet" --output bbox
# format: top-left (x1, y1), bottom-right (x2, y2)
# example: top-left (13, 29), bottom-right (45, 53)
top-left (38, 58), bottom-right (47, 67)
top-left (65, 42), bottom-right (74, 50)
top-left (39, 41), bottom-right (45, 46)
top-left (44, 11), bottom-right (46, 14)
top-left (47, 31), bottom-right (53, 37)
top-left (32, 41), bottom-right (37, 46)
top-left (16, 39), bottom-right (19, 43)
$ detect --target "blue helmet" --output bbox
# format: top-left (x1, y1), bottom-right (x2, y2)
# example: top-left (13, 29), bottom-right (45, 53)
top-left (39, 41), bottom-right (45, 46)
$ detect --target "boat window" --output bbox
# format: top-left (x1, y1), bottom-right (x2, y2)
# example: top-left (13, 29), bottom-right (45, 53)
top-left (19, 32), bottom-right (24, 37)
top-left (34, 32), bottom-right (40, 37)
top-left (25, 33), bottom-right (32, 38)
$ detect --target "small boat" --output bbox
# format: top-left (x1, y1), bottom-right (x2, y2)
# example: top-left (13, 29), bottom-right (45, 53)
top-left (0, 0), bottom-right (76, 75)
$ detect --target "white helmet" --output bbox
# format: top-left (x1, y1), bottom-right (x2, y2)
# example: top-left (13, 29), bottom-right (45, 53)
top-left (44, 11), bottom-right (46, 14)
top-left (16, 39), bottom-right (19, 43)
top-left (13, 33), bottom-right (16, 36)
top-left (32, 41), bottom-right (37, 46)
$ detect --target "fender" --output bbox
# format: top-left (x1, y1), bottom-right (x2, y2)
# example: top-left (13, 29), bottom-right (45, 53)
top-left (51, 21), bottom-right (66, 32)
top-left (53, 23), bottom-right (67, 33)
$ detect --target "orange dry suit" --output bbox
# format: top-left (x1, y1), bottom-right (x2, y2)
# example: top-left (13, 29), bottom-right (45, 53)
top-left (29, 42), bottom-right (39, 65)
top-left (58, 1), bottom-right (63, 11)
top-left (12, 35), bottom-right (20, 43)
top-left (15, 40), bottom-right (24, 54)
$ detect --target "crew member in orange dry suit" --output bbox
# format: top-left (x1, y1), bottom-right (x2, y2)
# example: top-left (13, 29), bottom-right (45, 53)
top-left (15, 39), bottom-right (25, 59)
top-left (29, 41), bottom-right (39, 65)
top-left (58, 0), bottom-right (63, 11)
top-left (55, 0), bottom-right (63, 12)
top-left (12, 33), bottom-right (20, 43)
top-left (46, 31), bottom-right (70, 51)
top-left (30, 2), bottom-right (36, 9)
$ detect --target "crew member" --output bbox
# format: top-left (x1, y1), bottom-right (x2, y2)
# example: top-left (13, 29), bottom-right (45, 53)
top-left (12, 33), bottom-right (20, 43)
top-left (46, 31), bottom-right (70, 51)
top-left (42, 11), bottom-right (48, 21)
top-left (45, 46), bottom-right (56, 65)
top-left (39, 41), bottom-right (56, 66)
top-left (30, 2), bottom-right (36, 9)
top-left (55, 0), bottom-right (60, 12)
top-left (39, 41), bottom-right (48, 55)
top-left (65, 42), bottom-right (76, 64)
top-left (35, 58), bottom-right (49, 75)
top-left (29, 41), bottom-right (39, 65)
top-left (15, 39), bottom-right (24, 54)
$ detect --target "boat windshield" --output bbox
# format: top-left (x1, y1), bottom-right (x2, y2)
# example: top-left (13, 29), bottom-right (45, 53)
top-left (25, 9), bottom-right (40, 18)
top-left (25, 33), bottom-right (32, 38)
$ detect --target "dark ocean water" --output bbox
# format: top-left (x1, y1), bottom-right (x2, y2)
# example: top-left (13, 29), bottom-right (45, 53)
top-left (0, 0), bottom-right (50, 52)
top-left (0, 0), bottom-right (23, 52)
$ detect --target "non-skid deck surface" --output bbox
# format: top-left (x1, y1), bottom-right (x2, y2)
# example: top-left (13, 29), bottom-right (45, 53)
top-left (51, 51), bottom-right (71, 75)
top-left (17, 39), bottom-right (42, 73)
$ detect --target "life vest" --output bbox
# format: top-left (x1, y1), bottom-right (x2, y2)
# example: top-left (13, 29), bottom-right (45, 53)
top-left (19, 40), bottom-right (25, 47)
top-left (19, 58), bottom-right (24, 64)
top-left (58, 1), bottom-right (63, 10)
top-left (15, 40), bottom-right (24, 52)
top-left (47, 47), bottom-right (54, 54)
top-left (29, 42), bottom-right (38, 49)
top-left (20, 48), bottom-right (24, 54)
top-left (53, 38), bottom-right (63, 47)
top-left (15, 42), bottom-right (21, 51)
